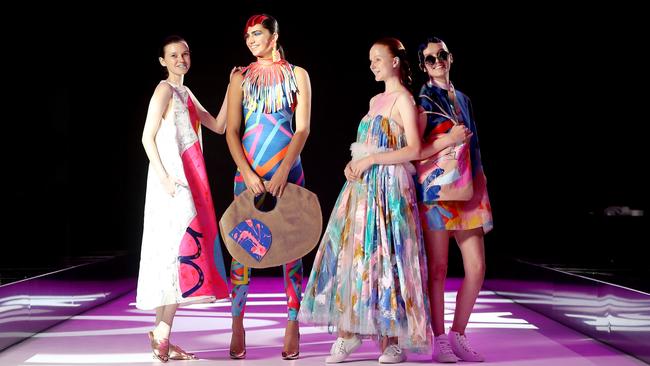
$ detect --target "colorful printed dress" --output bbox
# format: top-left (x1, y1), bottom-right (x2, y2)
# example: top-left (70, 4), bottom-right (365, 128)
top-left (299, 93), bottom-right (431, 351)
top-left (136, 81), bottom-right (229, 310)
top-left (230, 60), bottom-right (304, 320)
top-left (417, 82), bottom-right (493, 233)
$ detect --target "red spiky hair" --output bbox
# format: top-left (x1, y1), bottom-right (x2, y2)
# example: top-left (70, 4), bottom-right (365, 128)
top-left (244, 14), bottom-right (268, 35)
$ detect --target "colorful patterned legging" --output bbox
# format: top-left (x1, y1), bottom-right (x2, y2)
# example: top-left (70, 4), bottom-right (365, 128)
top-left (231, 112), bottom-right (305, 320)
top-left (230, 258), bottom-right (303, 320)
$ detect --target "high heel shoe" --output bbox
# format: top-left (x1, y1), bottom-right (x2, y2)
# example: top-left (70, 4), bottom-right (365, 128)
top-left (169, 343), bottom-right (198, 360)
top-left (229, 348), bottom-right (247, 359)
top-left (281, 349), bottom-right (300, 360)
top-left (148, 331), bottom-right (169, 363)
top-left (281, 329), bottom-right (300, 360)
top-left (229, 329), bottom-right (246, 359)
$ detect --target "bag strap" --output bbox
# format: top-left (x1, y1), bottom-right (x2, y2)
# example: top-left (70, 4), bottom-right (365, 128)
top-left (447, 83), bottom-right (465, 124)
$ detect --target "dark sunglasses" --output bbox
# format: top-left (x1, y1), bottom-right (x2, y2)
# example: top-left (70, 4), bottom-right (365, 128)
top-left (424, 50), bottom-right (450, 65)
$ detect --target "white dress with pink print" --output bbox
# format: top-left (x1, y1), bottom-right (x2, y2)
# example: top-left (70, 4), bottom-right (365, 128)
top-left (136, 81), bottom-right (229, 310)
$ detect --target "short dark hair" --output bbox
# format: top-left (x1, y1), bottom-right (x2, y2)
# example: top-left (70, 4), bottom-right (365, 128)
top-left (417, 36), bottom-right (445, 72)
top-left (159, 35), bottom-right (187, 58)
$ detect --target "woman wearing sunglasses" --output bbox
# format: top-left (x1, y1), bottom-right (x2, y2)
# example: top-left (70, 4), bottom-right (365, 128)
top-left (415, 37), bottom-right (493, 363)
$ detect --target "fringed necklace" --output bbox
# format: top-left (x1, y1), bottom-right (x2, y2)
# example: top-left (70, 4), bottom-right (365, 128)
top-left (241, 59), bottom-right (298, 113)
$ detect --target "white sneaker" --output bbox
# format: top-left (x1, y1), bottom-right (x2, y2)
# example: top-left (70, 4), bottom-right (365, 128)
top-left (378, 344), bottom-right (406, 363)
top-left (448, 330), bottom-right (484, 362)
top-left (434, 334), bottom-right (458, 363)
top-left (325, 336), bottom-right (362, 363)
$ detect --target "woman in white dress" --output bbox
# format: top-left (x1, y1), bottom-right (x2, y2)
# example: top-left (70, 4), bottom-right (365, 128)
top-left (137, 35), bottom-right (230, 362)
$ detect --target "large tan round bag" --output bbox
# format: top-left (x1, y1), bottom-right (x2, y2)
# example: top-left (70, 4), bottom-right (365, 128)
top-left (219, 183), bottom-right (323, 268)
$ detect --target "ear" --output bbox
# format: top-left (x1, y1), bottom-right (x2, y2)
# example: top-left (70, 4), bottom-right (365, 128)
top-left (273, 32), bottom-right (279, 43)
top-left (448, 53), bottom-right (454, 64)
top-left (159, 57), bottom-right (166, 67)
top-left (393, 56), bottom-right (400, 68)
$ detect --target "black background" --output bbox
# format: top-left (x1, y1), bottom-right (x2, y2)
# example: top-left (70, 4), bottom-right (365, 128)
top-left (6, 2), bottom-right (648, 284)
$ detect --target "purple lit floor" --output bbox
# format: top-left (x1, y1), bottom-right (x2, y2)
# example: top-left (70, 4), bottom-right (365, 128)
top-left (0, 278), bottom-right (644, 365)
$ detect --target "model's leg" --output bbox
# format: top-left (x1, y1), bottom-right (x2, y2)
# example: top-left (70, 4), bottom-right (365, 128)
top-left (448, 227), bottom-right (485, 362)
top-left (281, 259), bottom-right (302, 358)
top-left (229, 258), bottom-right (251, 358)
top-left (423, 229), bottom-right (451, 336)
top-left (450, 228), bottom-right (485, 333)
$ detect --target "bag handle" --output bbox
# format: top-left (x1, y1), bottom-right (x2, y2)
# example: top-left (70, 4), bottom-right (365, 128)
top-left (420, 94), bottom-right (458, 126)
top-left (447, 84), bottom-right (465, 125)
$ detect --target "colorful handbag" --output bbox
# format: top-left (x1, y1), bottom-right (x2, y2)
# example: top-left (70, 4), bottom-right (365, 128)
top-left (219, 183), bottom-right (323, 268)
top-left (416, 88), bottom-right (473, 203)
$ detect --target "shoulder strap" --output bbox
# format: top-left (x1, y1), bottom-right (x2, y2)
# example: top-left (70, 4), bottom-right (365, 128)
top-left (387, 93), bottom-right (400, 120)
top-left (162, 80), bottom-right (186, 101)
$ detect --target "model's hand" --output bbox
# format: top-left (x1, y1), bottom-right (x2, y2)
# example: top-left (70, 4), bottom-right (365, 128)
top-left (344, 161), bottom-right (359, 182)
top-left (266, 167), bottom-right (289, 197)
top-left (448, 124), bottom-right (473, 145)
top-left (230, 66), bottom-right (244, 81)
top-left (350, 156), bottom-right (373, 178)
top-left (243, 170), bottom-right (266, 195)
top-left (161, 175), bottom-right (186, 197)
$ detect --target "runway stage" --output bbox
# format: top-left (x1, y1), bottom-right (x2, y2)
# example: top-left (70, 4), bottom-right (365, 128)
top-left (0, 277), bottom-right (644, 365)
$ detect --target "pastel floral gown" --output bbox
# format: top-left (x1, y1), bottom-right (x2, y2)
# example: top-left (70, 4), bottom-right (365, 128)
top-left (299, 93), bottom-right (431, 351)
